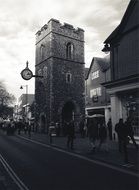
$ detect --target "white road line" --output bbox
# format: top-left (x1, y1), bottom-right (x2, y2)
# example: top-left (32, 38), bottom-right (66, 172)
top-left (0, 153), bottom-right (30, 190)
top-left (18, 135), bottom-right (139, 178)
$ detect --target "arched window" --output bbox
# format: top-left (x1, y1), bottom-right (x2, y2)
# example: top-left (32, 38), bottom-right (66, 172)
top-left (66, 42), bottom-right (74, 59)
top-left (66, 72), bottom-right (72, 83)
top-left (40, 44), bottom-right (45, 60)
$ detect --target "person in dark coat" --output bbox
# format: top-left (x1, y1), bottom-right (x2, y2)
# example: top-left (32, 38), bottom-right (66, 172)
top-left (66, 120), bottom-right (75, 149)
top-left (55, 122), bottom-right (61, 137)
top-left (79, 118), bottom-right (85, 138)
top-left (107, 118), bottom-right (112, 140)
top-left (49, 122), bottom-right (55, 144)
top-left (24, 122), bottom-right (28, 134)
top-left (17, 120), bottom-right (21, 135)
top-left (98, 121), bottom-right (108, 151)
top-left (87, 118), bottom-right (98, 153)
top-left (28, 123), bottom-right (31, 138)
top-left (115, 118), bottom-right (128, 163)
top-left (62, 121), bottom-right (67, 136)
top-left (125, 117), bottom-right (138, 150)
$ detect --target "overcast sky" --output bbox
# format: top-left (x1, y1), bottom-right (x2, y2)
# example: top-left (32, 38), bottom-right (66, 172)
top-left (0, 0), bottom-right (130, 101)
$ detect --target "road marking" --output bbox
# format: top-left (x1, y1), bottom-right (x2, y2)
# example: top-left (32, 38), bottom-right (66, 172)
top-left (18, 135), bottom-right (139, 178)
top-left (0, 153), bottom-right (30, 190)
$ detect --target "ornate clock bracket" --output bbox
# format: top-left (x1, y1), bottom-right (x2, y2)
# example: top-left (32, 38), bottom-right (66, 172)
top-left (21, 61), bottom-right (43, 80)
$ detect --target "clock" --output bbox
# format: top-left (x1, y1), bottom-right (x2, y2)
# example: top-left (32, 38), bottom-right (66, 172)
top-left (21, 68), bottom-right (33, 80)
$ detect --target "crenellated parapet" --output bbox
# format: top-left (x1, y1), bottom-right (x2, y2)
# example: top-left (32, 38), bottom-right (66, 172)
top-left (36, 18), bottom-right (84, 44)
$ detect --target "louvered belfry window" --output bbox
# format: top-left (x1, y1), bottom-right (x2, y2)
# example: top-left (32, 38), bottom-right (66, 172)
top-left (66, 42), bottom-right (74, 59)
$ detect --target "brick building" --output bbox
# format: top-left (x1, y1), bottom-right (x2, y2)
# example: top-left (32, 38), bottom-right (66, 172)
top-left (85, 56), bottom-right (111, 124)
top-left (102, 0), bottom-right (139, 137)
top-left (35, 19), bottom-right (85, 133)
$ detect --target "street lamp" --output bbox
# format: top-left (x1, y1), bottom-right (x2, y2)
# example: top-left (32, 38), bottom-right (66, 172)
top-left (102, 43), bottom-right (110, 54)
top-left (20, 61), bottom-right (43, 126)
top-left (20, 85), bottom-right (28, 122)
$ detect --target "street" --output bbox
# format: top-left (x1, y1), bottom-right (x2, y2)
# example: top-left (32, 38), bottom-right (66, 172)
top-left (0, 132), bottom-right (138, 190)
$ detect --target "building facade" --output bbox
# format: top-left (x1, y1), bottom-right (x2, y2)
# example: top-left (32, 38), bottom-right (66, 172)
top-left (103, 0), bottom-right (139, 137)
top-left (18, 94), bottom-right (34, 121)
top-left (85, 56), bottom-right (111, 124)
top-left (35, 19), bottom-right (85, 133)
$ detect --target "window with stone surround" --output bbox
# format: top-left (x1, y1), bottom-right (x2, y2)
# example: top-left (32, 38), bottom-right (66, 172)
top-left (66, 42), bottom-right (74, 59)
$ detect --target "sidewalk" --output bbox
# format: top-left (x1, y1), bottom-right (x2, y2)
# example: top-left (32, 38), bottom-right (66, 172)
top-left (18, 131), bottom-right (139, 173)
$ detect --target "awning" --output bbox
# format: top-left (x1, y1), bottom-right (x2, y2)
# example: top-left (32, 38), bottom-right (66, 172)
top-left (86, 114), bottom-right (104, 118)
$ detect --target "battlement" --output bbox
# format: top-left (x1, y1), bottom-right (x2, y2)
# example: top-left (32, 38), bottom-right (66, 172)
top-left (36, 18), bottom-right (84, 44)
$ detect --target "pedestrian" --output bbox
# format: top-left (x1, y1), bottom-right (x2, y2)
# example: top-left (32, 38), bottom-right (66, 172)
top-left (98, 121), bottom-right (108, 152)
top-left (62, 121), bottom-right (67, 136)
top-left (24, 122), bottom-right (28, 134)
top-left (49, 122), bottom-right (55, 144)
top-left (10, 119), bottom-right (15, 135)
top-left (55, 122), bottom-right (61, 137)
top-left (28, 123), bottom-right (31, 138)
top-left (66, 120), bottom-right (75, 150)
top-left (79, 118), bottom-right (85, 138)
top-left (17, 121), bottom-right (21, 135)
top-left (87, 118), bottom-right (98, 153)
top-left (6, 120), bottom-right (11, 135)
top-left (107, 118), bottom-right (112, 140)
top-left (115, 118), bottom-right (128, 163)
top-left (125, 117), bottom-right (138, 150)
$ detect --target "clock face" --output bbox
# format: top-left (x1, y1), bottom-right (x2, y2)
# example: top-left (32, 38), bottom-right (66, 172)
top-left (21, 69), bottom-right (33, 80)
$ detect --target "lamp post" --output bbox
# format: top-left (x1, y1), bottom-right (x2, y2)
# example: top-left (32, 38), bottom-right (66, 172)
top-left (102, 43), bottom-right (110, 54)
top-left (20, 85), bottom-right (28, 122)
top-left (20, 61), bottom-right (43, 127)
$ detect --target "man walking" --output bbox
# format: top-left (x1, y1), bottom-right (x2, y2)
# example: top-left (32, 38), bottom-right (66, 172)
top-left (115, 118), bottom-right (128, 163)
top-left (125, 117), bottom-right (138, 150)
top-left (87, 118), bottom-right (98, 153)
top-left (66, 120), bottom-right (75, 150)
top-left (107, 118), bottom-right (112, 140)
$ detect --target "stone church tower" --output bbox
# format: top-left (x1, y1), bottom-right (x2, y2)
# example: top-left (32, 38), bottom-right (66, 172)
top-left (35, 19), bottom-right (85, 133)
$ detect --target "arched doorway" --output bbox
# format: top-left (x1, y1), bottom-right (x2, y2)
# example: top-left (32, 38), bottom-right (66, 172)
top-left (62, 101), bottom-right (75, 122)
top-left (61, 101), bottom-right (75, 136)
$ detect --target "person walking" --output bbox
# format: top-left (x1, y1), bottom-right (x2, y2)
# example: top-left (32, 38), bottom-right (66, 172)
top-left (125, 117), bottom-right (138, 150)
top-left (28, 123), bottom-right (31, 138)
top-left (87, 118), bottom-right (98, 153)
top-left (107, 118), bottom-right (112, 140)
top-left (79, 118), bottom-right (85, 138)
top-left (24, 122), bottom-right (28, 134)
top-left (115, 118), bottom-right (128, 163)
top-left (66, 120), bottom-right (75, 150)
top-left (55, 122), bottom-right (61, 137)
top-left (98, 121), bottom-right (108, 152)
top-left (49, 122), bottom-right (55, 144)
